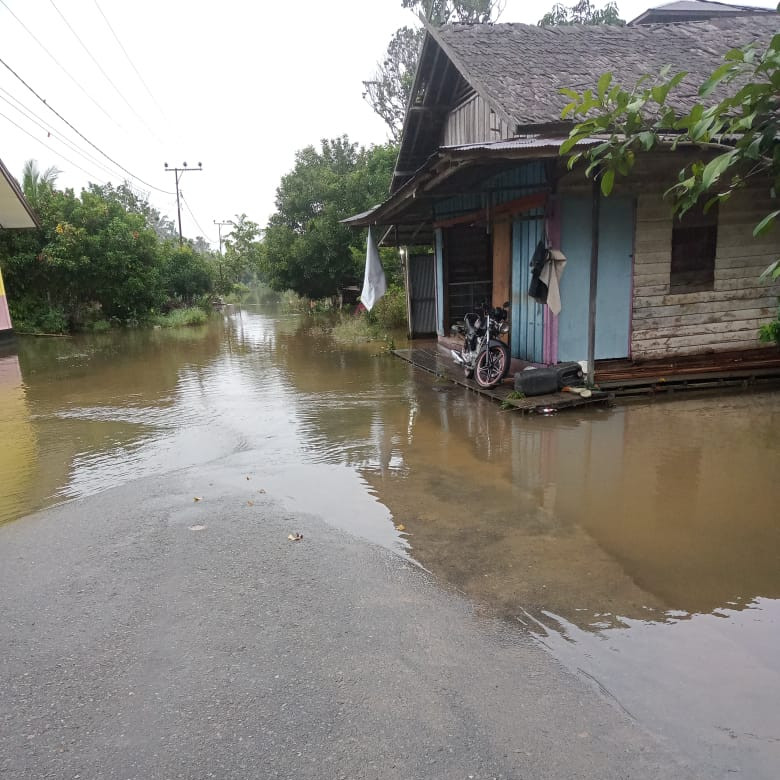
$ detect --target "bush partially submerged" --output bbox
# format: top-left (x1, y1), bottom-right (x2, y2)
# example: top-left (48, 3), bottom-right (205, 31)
top-left (367, 284), bottom-right (406, 331)
top-left (153, 307), bottom-right (209, 328)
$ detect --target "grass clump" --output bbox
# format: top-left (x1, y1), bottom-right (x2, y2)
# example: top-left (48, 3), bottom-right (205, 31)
top-left (331, 313), bottom-right (382, 344)
top-left (500, 390), bottom-right (526, 410)
top-left (154, 306), bottom-right (209, 328)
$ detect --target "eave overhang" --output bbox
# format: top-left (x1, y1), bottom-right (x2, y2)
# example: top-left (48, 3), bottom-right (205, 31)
top-left (0, 157), bottom-right (40, 229)
top-left (344, 135), bottom-right (602, 245)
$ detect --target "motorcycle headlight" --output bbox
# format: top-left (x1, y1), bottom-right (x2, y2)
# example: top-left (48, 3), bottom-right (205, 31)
top-left (500, 323), bottom-right (510, 333)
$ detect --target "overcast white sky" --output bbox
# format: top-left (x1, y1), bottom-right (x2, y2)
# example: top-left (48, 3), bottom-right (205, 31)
top-left (0, 0), bottom-right (774, 245)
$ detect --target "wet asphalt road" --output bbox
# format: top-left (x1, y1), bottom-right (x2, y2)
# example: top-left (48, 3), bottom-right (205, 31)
top-left (1, 459), bottom-right (704, 780)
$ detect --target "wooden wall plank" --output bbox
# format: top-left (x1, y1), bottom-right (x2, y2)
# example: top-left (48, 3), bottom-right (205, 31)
top-left (631, 307), bottom-right (777, 330)
top-left (492, 221), bottom-right (511, 310)
top-left (630, 183), bottom-right (779, 358)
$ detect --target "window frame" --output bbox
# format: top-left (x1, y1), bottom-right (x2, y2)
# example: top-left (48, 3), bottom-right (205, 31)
top-left (669, 203), bottom-right (718, 294)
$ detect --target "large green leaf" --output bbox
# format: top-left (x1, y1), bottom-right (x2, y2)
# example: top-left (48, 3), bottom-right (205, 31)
top-left (753, 210), bottom-right (780, 237)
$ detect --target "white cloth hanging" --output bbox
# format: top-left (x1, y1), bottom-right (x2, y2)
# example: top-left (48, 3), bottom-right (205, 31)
top-left (539, 249), bottom-right (567, 315)
top-left (361, 227), bottom-right (387, 311)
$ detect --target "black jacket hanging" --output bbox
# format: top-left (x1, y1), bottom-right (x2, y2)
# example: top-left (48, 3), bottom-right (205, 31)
top-left (528, 239), bottom-right (549, 304)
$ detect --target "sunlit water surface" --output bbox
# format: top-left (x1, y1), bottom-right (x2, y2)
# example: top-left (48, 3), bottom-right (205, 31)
top-left (2, 306), bottom-right (779, 777)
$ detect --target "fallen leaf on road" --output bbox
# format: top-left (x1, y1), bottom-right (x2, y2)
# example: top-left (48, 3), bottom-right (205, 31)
top-left (395, 523), bottom-right (406, 532)
top-left (189, 525), bottom-right (207, 532)
top-left (287, 533), bottom-right (304, 542)
top-left (258, 489), bottom-right (266, 494)
top-left (246, 476), bottom-right (251, 480)
top-left (193, 497), bottom-right (202, 502)
top-left (247, 501), bottom-right (254, 506)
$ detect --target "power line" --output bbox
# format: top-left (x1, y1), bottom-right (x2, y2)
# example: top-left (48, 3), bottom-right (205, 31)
top-left (48, 0), bottom-right (167, 149)
top-left (0, 87), bottom-right (128, 183)
top-left (0, 0), bottom-right (117, 126)
top-left (0, 54), bottom-right (174, 195)
top-left (0, 108), bottom-right (107, 184)
top-left (92, 0), bottom-right (170, 124)
top-left (181, 193), bottom-right (215, 244)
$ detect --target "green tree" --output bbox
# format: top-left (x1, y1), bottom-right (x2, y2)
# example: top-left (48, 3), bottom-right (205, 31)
top-left (363, 27), bottom-right (424, 144)
top-left (364, 1), bottom-right (504, 140)
top-left (538, 1), bottom-right (624, 26)
top-left (159, 243), bottom-right (213, 303)
top-left (401, 0), bottom-right (502, 24)
top-left (558, 21), bottom-right (780, 336)
top-left (0, 171), bottom-right (216, 330)
top-left (21, 159), bottom-right (61, 211)
top-left (223, 214), bottom-right (262, 290)
top-left (261, 138), bottom-right (397, 300)
top-left (93, 181), bottom-right (178, 241)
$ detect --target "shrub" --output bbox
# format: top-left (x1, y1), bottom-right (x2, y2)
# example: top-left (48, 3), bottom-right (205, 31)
top-left (8, 296), bottom-right (68, 334)
top-left (368, 284), bottom-right (407, 331)
top-left (331, 312), bottom-right (381, 344)
top-left (153, 306), bottom-right (209, 328)
top-left (759, 315), bottom-right (780, 345)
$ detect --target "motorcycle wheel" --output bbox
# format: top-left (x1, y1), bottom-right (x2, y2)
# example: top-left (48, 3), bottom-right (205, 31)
top-left (474, 345), bottom-right (508, 388)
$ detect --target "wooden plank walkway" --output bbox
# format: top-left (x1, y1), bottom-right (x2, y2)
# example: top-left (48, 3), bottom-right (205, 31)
top-left (393, 347), bottom-right (612, 414)
top-left (595, 347), bottom-right (780, 395)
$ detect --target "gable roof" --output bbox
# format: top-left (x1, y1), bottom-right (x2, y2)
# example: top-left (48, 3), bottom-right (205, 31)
top-left (630, 1), bottom-right (776, 26)
top-left (434, 15), bottom-right (777, 127)
top-left (393, 14), bottom-right (778, 191)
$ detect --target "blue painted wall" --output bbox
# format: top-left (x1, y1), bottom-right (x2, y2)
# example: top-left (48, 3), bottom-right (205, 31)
top-left (558, 196), bottom-right (634, 362)
top-left (511, 213), bottom-right (546, 362)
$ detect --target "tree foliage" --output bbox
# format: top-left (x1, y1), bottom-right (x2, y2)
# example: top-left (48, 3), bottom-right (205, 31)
top-left (401, 0), bottom-right (503, 24)
top-left (0, 164), bottom-right (219, 331)
top-left (560, 29), bottom-right (780, 253)
top-left (558, 22), bottom-right (780, 335)
top-left (538, 1), bottom-right (624, 26)
top-left (21, 160), bottom-right (61, 211)
top-left (223, 213), bottom-right (262, 291)
top-left (261, 137), bottom-right (398, 300)
top-left (363, 27), bottom-right (424, 144)
top-left (364, 1), bottom-right (504, 140)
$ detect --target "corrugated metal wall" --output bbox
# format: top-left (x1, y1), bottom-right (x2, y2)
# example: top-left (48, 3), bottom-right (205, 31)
top-left (433, 162), bottom-right (547, 222)
top-left (408, 254), bottom-right (437, 337)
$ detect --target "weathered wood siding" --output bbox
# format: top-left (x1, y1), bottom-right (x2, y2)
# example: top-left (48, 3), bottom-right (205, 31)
top-left (632, 189), bottom-right (780, 357)
top-left (441, 94), bottom-right (511, 146)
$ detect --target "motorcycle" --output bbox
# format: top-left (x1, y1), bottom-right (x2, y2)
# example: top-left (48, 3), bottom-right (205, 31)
top-left (450, 302), bottom-right (511, 388)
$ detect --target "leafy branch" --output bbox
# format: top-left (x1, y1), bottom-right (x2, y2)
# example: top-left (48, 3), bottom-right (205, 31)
top-left (560, 28), bottom-right (780, 281)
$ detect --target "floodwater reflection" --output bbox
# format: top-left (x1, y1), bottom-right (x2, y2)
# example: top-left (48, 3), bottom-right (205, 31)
top-left (2, 306), bottom-right (779, 776)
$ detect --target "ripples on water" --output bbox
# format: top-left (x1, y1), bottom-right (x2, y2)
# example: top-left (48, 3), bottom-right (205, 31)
top-left (2, 306), bottom-right (780, 776)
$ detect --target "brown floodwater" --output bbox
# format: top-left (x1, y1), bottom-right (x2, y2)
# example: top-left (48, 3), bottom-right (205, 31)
top-left (2, 305), bottom-right (780, 777)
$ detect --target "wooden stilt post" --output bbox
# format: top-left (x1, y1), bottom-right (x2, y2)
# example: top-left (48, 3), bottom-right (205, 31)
top-left (586, 176), bottom-right (601, 386)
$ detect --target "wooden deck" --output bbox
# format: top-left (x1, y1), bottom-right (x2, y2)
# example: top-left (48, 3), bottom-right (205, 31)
top-left (595, 347), bottom-right (780, 395)
top-left (393, 347), bottom-right (612, 414)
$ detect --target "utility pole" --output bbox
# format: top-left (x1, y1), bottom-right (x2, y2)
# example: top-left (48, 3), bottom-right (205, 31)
top-left (164, 161), bottom-right (202, 246)
top-left (213, 219), bottom-right (233, 255)
top-left (213, 219), bottom-right (233, 294)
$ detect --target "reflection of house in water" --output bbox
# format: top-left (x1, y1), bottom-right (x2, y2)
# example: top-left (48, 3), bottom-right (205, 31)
top-left (0, 354), bottom-right (37, 524)
top-left (1, 156), bottom-right (40, 343)
top-left (348, 378), bottom-right (780, 629)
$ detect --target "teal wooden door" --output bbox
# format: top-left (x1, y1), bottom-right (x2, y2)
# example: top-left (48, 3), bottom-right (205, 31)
top-left (511, 214), bottom-right (545, 362)
top-left (558, 196), bottom-right (634, 362)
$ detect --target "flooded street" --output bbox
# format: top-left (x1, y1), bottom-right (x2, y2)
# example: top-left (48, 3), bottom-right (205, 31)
top-left (2, 305), bottom-right (780, 776)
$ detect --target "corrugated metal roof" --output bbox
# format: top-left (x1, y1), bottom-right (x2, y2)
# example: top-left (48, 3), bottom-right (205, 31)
top-left (442, 136), bottom-right (602, 153)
